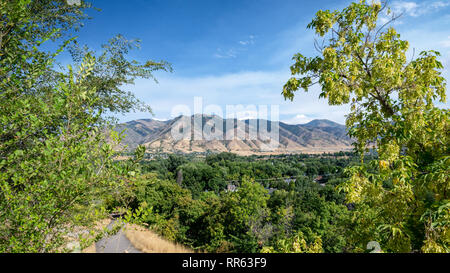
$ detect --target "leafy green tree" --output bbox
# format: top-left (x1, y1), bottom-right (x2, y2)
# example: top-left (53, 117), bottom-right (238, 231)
top-left (187, 192), bottom-right (229, 252)
top-left (0, 0), bottom-right (169, 252)
top-left (222, 178), bottom-right (270, 252)
top-left (177, 162), bottom-right (225, 196)
top-left (283, 0), bottom-right (448, 252)
top-left (68, 35), bottom-right (171, 115)
top-left (132, 153), bottom-right (359, 252)
top-left (205, 152), bottom-right (239, 165)
top-left (167, 154), bottom-right (189, 173)
top-left (261, 231), bottom-right (323, 253)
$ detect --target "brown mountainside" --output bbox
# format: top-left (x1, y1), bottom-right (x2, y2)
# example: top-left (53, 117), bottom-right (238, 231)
top-left (114, 115), bottom-right (353, 155)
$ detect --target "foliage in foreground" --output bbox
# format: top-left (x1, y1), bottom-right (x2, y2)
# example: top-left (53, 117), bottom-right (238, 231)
top-left (1, 0), bottom-right (448, 253)
top-left (0, 0), bottom-right (169, 252)
top-left (283, 0), bottom-right (449, 252)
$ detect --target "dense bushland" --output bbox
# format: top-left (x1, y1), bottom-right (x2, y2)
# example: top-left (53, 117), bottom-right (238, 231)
top-left (120, 152), bottom-right (367, 253)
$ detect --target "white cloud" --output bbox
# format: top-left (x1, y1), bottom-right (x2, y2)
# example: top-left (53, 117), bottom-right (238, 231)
top-left (214, 47), bottom-right (246, 58)
top-left (282, 114), bottom-right (313, 125)
top-left (235, 110), bottom-right (259, 120)
top-left (430, 1), bottom-right (450, 9)
top-left (215, 35), bottom-right (256, 59)
top-left (238, 35), bottom-right (256, 46)
top-left (391, 1), bottom-right (449, 17)
top-left (116, 1), bottom-right (449, 125)
top-left (213, 48), bottom-right (237, 59)
top-left (440, 36), bottom-right (450, 48)
top-left (152, 117), bottom-right (169, 121)
top-left (392, 1), bottom-right (419, 16)
top-left (119, 70), bottom-right (350, 124)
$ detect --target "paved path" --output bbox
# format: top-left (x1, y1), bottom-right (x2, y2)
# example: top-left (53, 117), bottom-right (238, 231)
top-left (95, 220), bottom-right (142, 253)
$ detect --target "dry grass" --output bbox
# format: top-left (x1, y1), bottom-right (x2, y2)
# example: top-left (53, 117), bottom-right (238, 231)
top-left (124, 224), bottom-right (194, 253)
top-left (81, 243), bottom-right (96, 253)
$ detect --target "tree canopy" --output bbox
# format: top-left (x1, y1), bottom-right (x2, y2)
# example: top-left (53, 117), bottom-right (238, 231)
top-left (283, 0), bottom-right (449, 252)
top-left (0, 0), bottom-right (169, 252)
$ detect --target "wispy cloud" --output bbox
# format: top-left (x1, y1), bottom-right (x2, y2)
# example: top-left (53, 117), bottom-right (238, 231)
top-left (213, 48), bottom-right (237, 59)
top-left (118, 1), bottom-right (449, 125)
top-left (440, 36), bottom-right (450, 48)
top-left (391, 1), bottom-right (449, 17)
top-left (214, 35), bottom-right (256, 59)
top-left (239, 35), bottom-right (256, 46)
top-left (119, 70), bottom-right (349, 124)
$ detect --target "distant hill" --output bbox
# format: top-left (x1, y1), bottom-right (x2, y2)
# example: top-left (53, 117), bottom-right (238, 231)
top-left (114, 115), bottom-right (353, 155)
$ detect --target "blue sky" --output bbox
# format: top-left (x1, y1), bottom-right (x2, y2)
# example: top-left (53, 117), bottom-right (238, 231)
top-left (68, 0), bottom-right (450, 124)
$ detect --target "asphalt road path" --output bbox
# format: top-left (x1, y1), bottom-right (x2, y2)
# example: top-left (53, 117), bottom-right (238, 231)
top-left (95, 220), bottom-right (141, 253)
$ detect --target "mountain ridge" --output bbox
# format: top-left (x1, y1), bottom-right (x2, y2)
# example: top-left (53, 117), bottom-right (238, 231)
top-left (115, 115), bottom-right (353, 155)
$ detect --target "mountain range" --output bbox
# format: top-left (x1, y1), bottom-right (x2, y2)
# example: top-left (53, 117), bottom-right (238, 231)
top-left (114, 115), bottom-right (353, 155)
